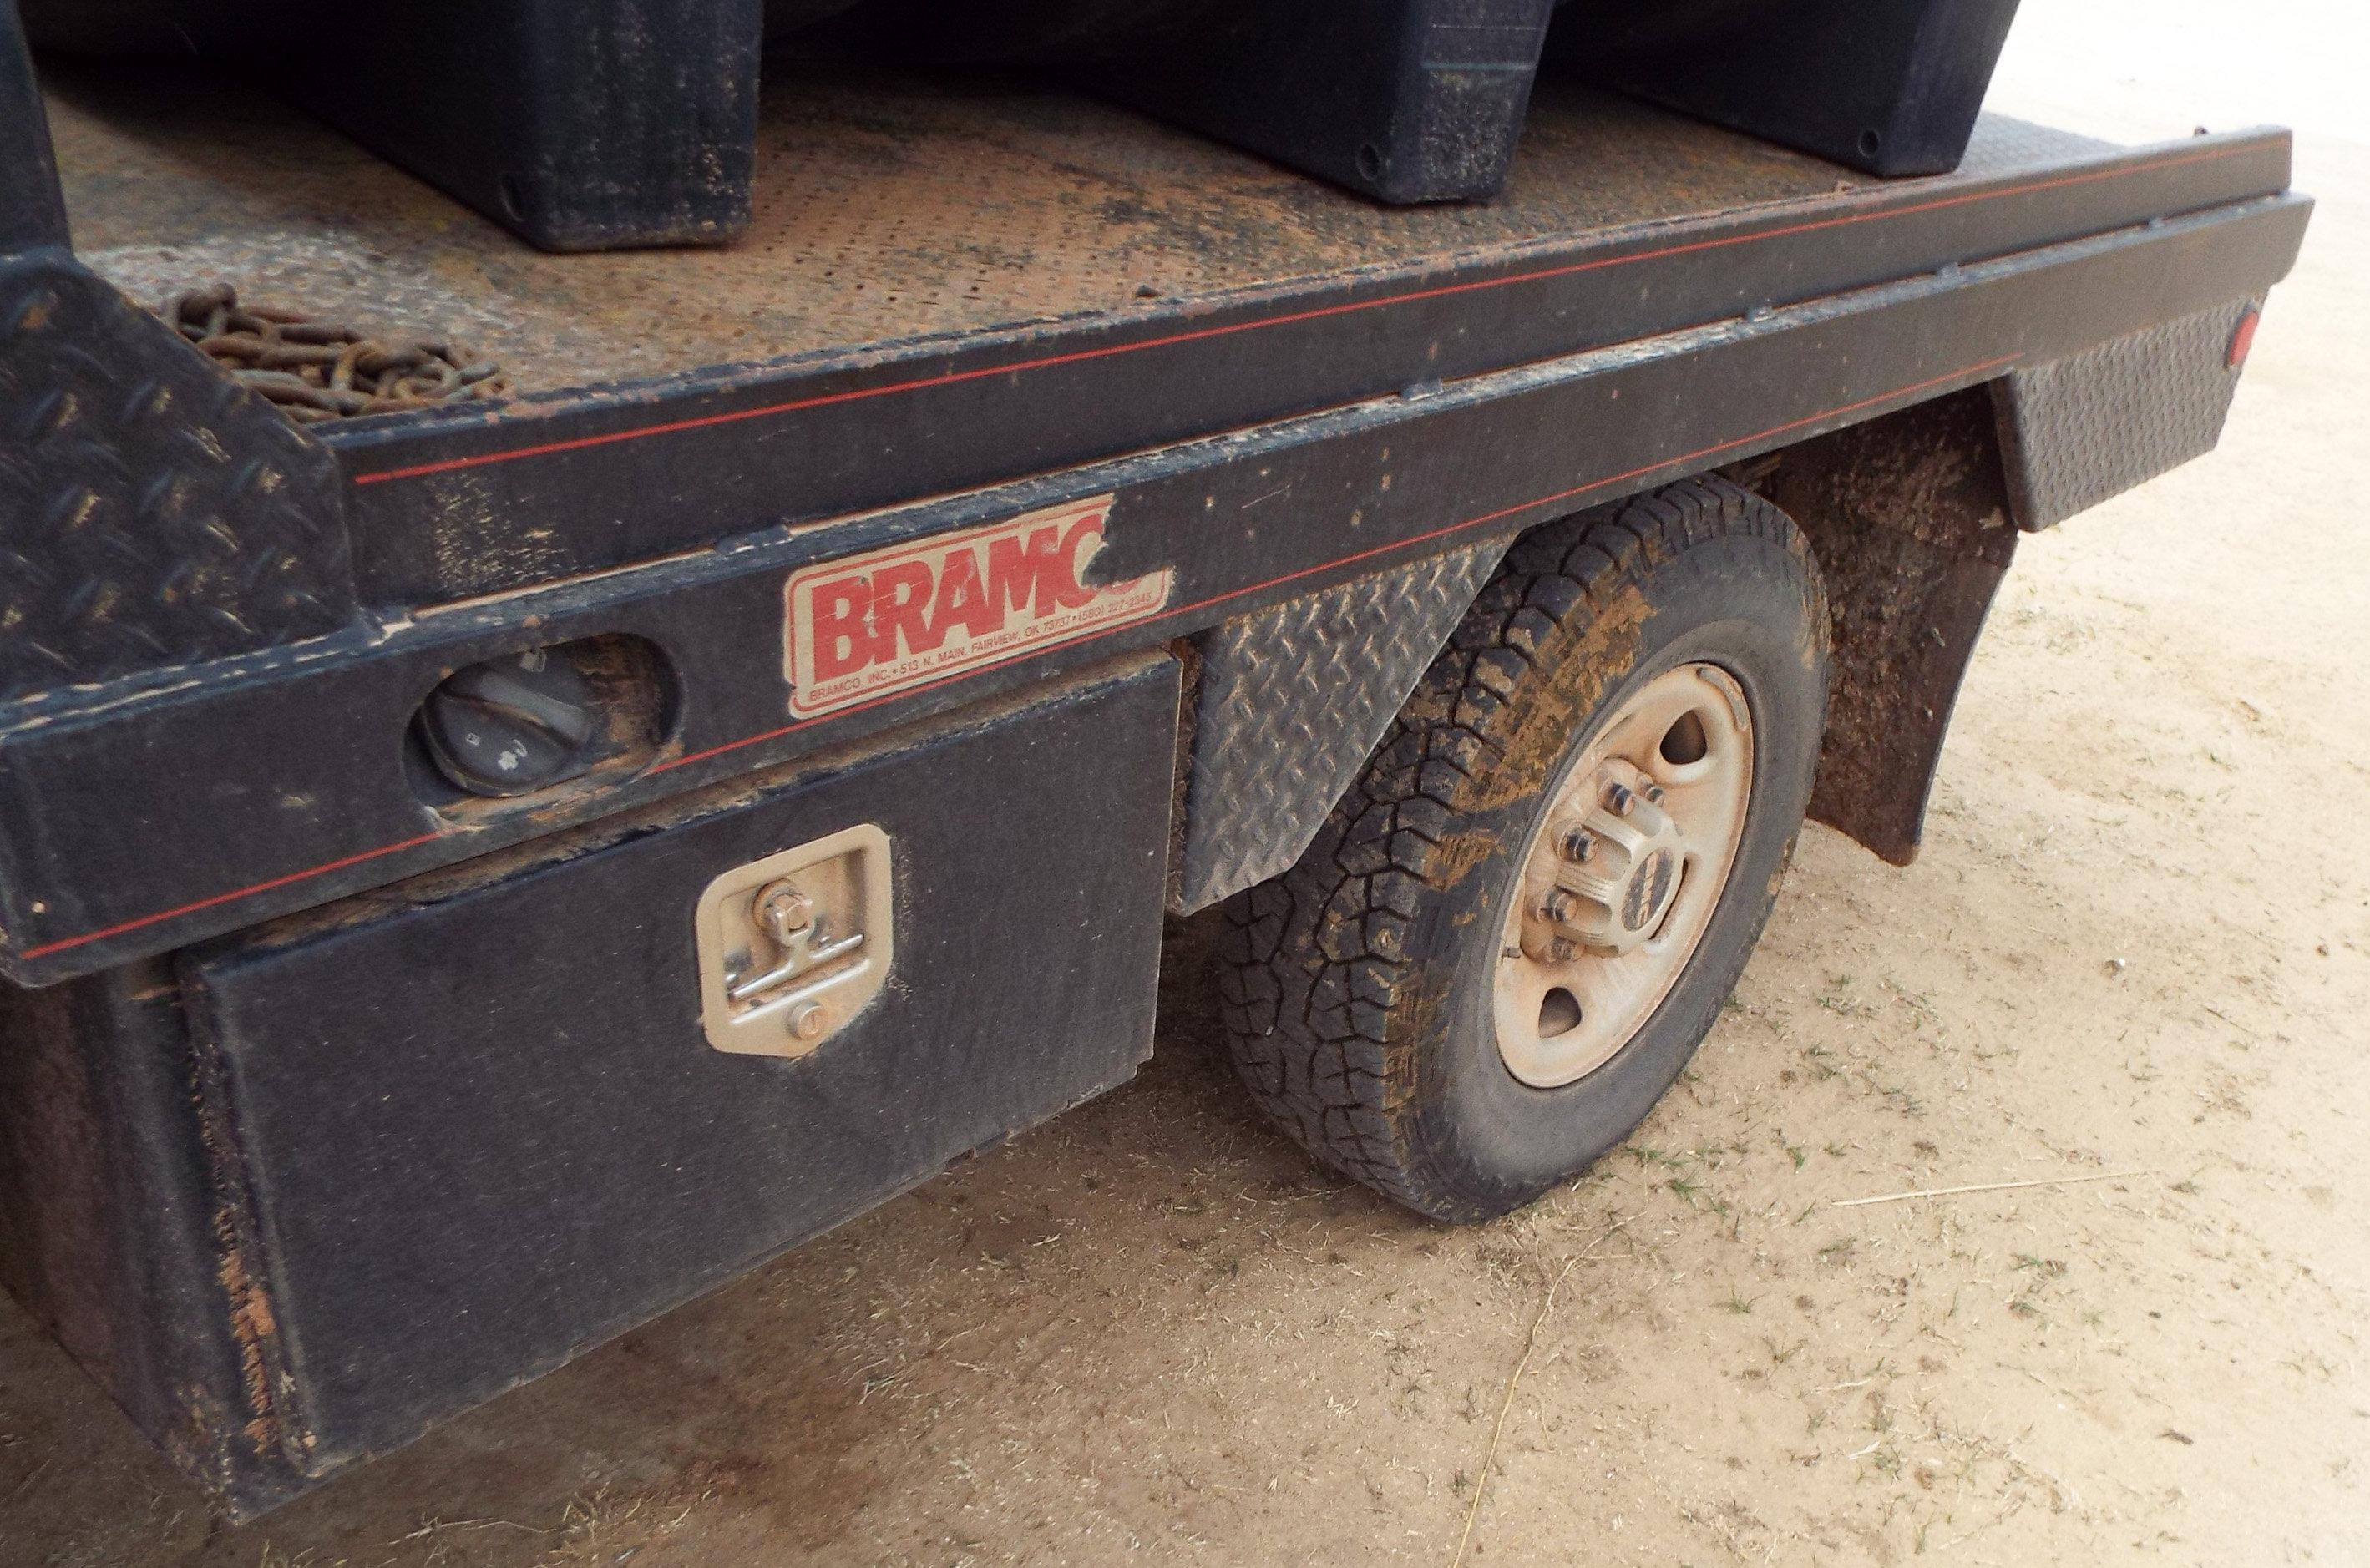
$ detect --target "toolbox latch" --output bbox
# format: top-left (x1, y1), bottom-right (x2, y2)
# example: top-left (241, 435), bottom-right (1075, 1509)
top-left (693, 826), bottom-right (893, 1058)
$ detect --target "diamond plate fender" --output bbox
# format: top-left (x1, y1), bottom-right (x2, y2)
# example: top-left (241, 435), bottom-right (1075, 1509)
top-left (1172, 539), bottom-right (1510, 913)
top-left (0, 250), bottom-right (355, 703)
top-left (1994, 299), bottom-right (2255, 531)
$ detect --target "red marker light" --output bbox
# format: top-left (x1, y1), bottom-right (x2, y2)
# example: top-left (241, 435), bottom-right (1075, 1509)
top-left (2226, 306), bottom-right (2261, 370)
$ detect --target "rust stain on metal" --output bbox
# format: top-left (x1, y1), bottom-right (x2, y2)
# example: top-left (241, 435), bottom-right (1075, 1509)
top-left (188, 995), bottom-right (308, 1465)
top-left (210, 1204), bottom-right (284, 1456)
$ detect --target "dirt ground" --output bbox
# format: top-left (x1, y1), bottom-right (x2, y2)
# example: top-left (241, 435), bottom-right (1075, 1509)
top-left (3, 3), bottom-right (2366, 1564)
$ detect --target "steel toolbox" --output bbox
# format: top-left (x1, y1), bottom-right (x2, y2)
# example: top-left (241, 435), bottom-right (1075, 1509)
top-left (3, 656), bottom-right (1176, 1504)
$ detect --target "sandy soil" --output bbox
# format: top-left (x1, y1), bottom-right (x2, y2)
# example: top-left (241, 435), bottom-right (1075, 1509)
top-left (3, 3), bottom-right (2365, 1564)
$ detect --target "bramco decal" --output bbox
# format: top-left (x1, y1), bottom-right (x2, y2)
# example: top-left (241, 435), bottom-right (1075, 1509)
top-left (783, 497), bottom-right (1172, 717)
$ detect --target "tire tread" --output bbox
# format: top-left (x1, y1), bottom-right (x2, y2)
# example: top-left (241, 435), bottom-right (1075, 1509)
top-left (1218, 476), bottom-right (1824, 1220)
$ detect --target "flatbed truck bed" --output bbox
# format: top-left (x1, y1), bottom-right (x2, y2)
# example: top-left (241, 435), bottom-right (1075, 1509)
top-left (0, 24), bottom-right (2308, 1518)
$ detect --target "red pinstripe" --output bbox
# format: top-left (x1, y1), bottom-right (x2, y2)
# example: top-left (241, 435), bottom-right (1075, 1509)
top-left (348, 143), bottom-right (2253, 488)
top-left (18, 352), bottom-right (2018, 962)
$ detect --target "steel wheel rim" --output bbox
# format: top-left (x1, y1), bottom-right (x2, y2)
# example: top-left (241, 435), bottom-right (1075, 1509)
top-left (1493, 661), bottom-right (1755, 1089)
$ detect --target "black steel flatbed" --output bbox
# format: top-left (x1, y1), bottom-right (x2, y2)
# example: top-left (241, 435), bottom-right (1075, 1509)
top-left (0, 20), bottom-right (2312, 1518)
top-left (0, 65), bottom-right (2306, 986)
top-left (50, 65), bottom-right (2280, 604)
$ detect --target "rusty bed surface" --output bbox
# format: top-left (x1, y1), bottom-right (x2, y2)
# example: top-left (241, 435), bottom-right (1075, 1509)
top-left (42, 56), bottom-right (2109, 398)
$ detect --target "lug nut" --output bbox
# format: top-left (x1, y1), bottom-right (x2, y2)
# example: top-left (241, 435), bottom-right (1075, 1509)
top-left (1643, 782), bottom-right (1666, 806)
top-left (1539, 890), bottom-right (1579, 923)
top-left (1543, 936), bottom-right (1580, 964)
top-left (1559, 827), bottom-right (1598, 862)
top-left (1606, 781), bottom-right (1637, 817)
top-left (788, 1001), bottom-right (829, 1041)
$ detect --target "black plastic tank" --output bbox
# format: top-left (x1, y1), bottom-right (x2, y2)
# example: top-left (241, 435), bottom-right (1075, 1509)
top-left (20, 0), bottom-right (2020, 250)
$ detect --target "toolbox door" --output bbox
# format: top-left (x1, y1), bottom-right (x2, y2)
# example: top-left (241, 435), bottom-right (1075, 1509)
top-left (182, 655), bottom-right (1178, 1474)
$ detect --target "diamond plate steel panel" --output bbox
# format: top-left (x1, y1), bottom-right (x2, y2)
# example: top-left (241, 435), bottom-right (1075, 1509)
top-left (1173, 539), bottom-right (1507, 912)
top-left (1998, 300), bottom-right (2251, 530)
top-left (0, 252), bottom-right (353, 702)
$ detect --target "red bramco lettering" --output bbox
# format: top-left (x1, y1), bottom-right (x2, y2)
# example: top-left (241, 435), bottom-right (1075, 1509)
top-left (782, 497), bottom-right (1172, 717)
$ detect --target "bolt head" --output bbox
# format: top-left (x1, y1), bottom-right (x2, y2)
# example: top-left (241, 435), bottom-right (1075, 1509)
top-left (1540, 890), bottom-right (1578, 923)
top-left (1543, 937), bottom-right (1580, 964)
top-left (1559, 827), bottom-right (1597, 862)
top-left (756, 883), bottom-right (815, 945)
top-left (788, 1001), bottom-right (829, 1041)
top-left (1606, 781), bottom-right (1637, 817)
top-left (1643, 783), bottom-right (1666, 806)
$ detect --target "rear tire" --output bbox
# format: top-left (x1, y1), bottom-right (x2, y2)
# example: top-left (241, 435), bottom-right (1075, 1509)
top-left (1218, 476), bottom-right (1830, 1222)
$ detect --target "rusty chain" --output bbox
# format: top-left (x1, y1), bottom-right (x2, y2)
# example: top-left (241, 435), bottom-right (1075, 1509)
top-left (159, 282), bottom-right (509, 423)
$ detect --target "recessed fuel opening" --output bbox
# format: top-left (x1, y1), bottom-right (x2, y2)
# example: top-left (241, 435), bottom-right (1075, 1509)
top-left (409, 633), bottom-right (675, 808)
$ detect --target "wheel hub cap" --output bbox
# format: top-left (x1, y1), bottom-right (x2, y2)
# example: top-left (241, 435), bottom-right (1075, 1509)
top-left (1494, 662), bottom-right (1755, 1089)
top-left (1528, 761), bottom-right (1689, 958)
